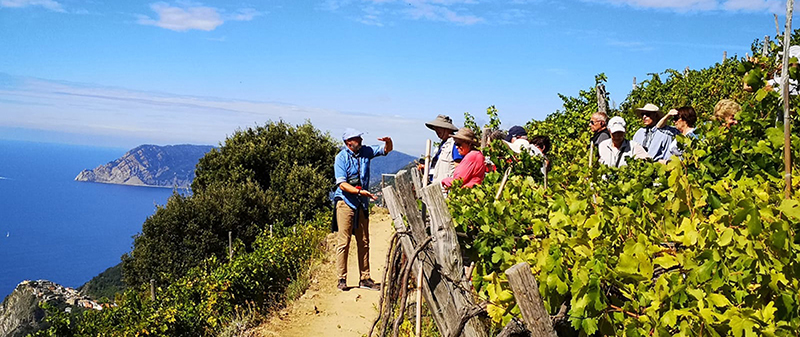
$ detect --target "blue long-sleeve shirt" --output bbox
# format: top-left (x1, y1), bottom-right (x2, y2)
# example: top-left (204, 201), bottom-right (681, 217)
top-left (632, 126), bottom-right (679, 161)
top-left (333, 145), bottom-right (386, 210)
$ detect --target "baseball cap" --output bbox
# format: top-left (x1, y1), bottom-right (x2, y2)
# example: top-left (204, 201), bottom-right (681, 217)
top-left (607, 116), bottom-right (626, 134)
top-left (342, 128), bottom-right (365, 142)
top-left (504, 125), bottom-right (527, 142)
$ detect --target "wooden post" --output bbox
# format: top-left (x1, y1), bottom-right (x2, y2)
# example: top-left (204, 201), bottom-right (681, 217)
top-left (776, 13), bottom-right (782, 36)
top-left (384, 174), bottom-right (488, 337)
top-left (588, 141), bottom-right (594, 170)
top-left (596, 84), bottom-right (607, 113)
top-left (723, 50), bottom-right (727, 62)
top-left (423, 139), bottom-right (432, 187)
top-left (419, 183), bottom-right (487, 337)
top-left (228, 231), bottom-right (232, 260)
top-left (495, 167), bottom-right (512, 200)
top-left (415, 268), bottom-right (423, 337)
top-left (481, 127), bottom-right (490, 148)
top-left (269, 224), bottom-right (273, 237)
top-left (764, 35), bottom-right (771, 56)
top-left (505, 262), bottom-right (556, 337)
top-left (781, 0), bottom-right (794, 199)
top-left (383, 181), bottom-right (451, 336)
top-left (632, 76), bottom-right (637, 90)
top-left (150, 279), bottom-right (156, 301)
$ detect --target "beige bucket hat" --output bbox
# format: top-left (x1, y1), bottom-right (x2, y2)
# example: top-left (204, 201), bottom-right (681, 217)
top-left (635, 103), bottom-right (663, 119)
top-left (425, 115), bottom-right (458, 131)
top-left (451, 128), bottom-right (479, 146)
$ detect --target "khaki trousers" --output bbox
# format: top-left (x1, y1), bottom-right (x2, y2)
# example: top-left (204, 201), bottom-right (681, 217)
top-left (335, 200), bottom-right (370, 281)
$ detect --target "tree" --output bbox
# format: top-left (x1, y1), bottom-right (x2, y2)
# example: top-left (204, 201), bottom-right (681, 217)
top-left (122, 121), bottom-right (338, 286)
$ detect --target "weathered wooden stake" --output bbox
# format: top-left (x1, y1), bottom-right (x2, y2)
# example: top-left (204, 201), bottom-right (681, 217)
top-left (228, 231), bottom-right (232, 260)
top-left (781, 0), bottom-right (794, 199)
top-left (632, 76), bottom-right (637, 89)
top-left (423, 139), bottom-right (432, 186)
top-left (269, 224), bottom-right (273, 237)
top-left (415, 267), bottom-right (423, 337)
top-left (596, 83), bottom-right (607, 113)
top-left (764, 35), bottom-right (771, 56)
top-left (723, 50), bottom-right (727, 62)
top-left (481, 127), bottom-right (490, 148)
top-left (495, 166), bottom-right (513, 200)
top-left (776, 13), bottom-right (782, 36)
top-left (505, 262), bottom-right (556, 337)
top-left (150, 279), bottom-right (156, 301)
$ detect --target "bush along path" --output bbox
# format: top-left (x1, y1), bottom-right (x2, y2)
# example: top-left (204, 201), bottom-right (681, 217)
top-left (251, 209), bottom-right (395, 337)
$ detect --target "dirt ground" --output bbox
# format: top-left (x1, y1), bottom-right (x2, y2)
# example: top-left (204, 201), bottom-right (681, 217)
top-left (252, 211), bottom-right (394, 337)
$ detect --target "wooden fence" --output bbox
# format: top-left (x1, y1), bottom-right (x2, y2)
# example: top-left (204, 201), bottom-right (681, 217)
top-left (381, 169), bottom-right (557, 337)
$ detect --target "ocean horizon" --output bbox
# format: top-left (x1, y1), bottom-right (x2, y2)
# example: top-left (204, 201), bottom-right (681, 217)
top-left (0, 140), bottom-right (175, 299)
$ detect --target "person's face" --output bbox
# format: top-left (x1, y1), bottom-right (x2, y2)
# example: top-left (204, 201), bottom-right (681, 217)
top-left (434, 127), bottom-right (451, 141)
top-left (589, 117), bottom-right (605, 132)
top-left (345, 137), bottom-right (362, 152)
top-left (455, 140), bottom-right (471, 156)
top-left (641, 112), bottom-right (656, 127)
top-left (674, 117), bottom-right (687, 131)
top-left (724, 115), bottom-right (738, 128)
top-left (611, 131), bottom-right (625, 145)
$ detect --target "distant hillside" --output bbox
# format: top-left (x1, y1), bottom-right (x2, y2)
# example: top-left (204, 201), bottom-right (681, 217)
top-left (75, 144), bottom-right (214, 188)
top-left (368, 150), bottom-right (417, 187)
top-left (78, 264), bottom-right (125, 301)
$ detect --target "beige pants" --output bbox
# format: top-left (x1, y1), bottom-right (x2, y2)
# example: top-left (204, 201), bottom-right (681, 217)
top-left (335, 200), bottom-right (370, 281)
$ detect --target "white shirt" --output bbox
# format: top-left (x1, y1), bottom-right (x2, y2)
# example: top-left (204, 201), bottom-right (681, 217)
top-left (598, 139), bottom-right (649, 168)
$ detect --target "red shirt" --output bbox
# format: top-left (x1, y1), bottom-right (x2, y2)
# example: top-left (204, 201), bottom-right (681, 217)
top-left (442, 150), bottom-right (486, 188)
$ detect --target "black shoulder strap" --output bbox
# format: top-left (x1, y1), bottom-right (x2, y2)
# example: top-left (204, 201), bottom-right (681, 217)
top-left (614, 141), bottom-right (630, 167)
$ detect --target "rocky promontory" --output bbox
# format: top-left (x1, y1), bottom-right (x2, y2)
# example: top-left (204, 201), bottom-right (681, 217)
top-left (75, 144), bottom-right (213, 188)
top-left (0, 280), bottom-right (103, 337)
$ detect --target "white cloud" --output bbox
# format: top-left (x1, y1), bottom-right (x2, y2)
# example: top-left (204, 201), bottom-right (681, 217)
top-left (0, 0), bottom-right (65, 12)
top-left (587, 0), bottom-right (791, 13)
top-left (0, 75), bottom-right (425, 155)
top-left (230, 8), bottom-right (263, 21)
top-left (137, 2), bottom-right (265, 32)
top-left (320, 0), bottom-right (485, 25)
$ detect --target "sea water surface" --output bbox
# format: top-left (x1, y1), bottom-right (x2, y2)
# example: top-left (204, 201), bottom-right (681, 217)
top-left (0, 140), bottom-right (174, 298)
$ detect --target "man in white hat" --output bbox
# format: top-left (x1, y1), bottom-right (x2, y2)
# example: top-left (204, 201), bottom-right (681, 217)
top-left (424, 115), bottom-right (463, 185)
top-left (332, 128), bottom-right (392, 291)
top-left (599, 117), bottom-right (648, 167)
top-left (631, 103), bottom-right (678, 162)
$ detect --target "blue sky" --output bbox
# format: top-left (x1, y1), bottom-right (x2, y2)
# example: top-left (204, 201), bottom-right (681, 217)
top-left (0, 0), bottom-right (794, 154)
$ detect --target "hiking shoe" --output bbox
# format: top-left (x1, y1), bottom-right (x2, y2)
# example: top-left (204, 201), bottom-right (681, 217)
top-left (359, 278), bottom-right (380, 291)
top-left (337, 279), bottom-right (347, 291)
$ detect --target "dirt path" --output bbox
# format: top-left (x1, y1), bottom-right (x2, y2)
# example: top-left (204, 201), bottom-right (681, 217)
top-left (253, 210), bottom-right (394, 337)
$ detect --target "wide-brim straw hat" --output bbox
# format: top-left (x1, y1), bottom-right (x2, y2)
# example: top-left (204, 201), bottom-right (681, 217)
top-left (451, 128), bottom-right (479, 146)
top-left (635, 103), bottom-right (663, 119)
top-left (425, 115), bottom-right (458, 131)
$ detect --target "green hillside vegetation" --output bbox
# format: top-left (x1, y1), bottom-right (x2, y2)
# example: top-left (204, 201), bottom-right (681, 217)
top-left (122, 121), bottom-right (338, 287)
top-left (78, 264), bottom-right (125, 302)
top-left (31, 121), bottom-right (337, 336)
top-left (450, 30), bottom-right (800, 335)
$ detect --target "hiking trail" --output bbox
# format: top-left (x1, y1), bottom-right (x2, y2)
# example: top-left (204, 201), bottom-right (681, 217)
top-left (253, 210), bottom-right (394, 337)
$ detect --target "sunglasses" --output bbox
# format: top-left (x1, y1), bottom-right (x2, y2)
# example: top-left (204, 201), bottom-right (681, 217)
top-left (641, 112), bottom-right (656, 118)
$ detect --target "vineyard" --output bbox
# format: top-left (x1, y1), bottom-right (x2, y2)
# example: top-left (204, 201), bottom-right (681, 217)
top-left (446, 29), bottom-right (800, 336)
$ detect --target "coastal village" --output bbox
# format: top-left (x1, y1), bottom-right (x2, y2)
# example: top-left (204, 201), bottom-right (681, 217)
top-left (18, 280), bottom-right (105, 312)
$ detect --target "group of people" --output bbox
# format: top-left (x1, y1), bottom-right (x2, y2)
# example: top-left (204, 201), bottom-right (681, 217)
top-left (424, 115), bottom-right (551, 189)
top-left (591, 99), bottom-right (741, 168)
top-left (329, 99), bottom-right (741, 291)
top-left (329, 114), bottom-right (550, 291)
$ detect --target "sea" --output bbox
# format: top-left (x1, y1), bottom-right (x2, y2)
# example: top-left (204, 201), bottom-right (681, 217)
top-left (0, 140), bottom-right (174, 299)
